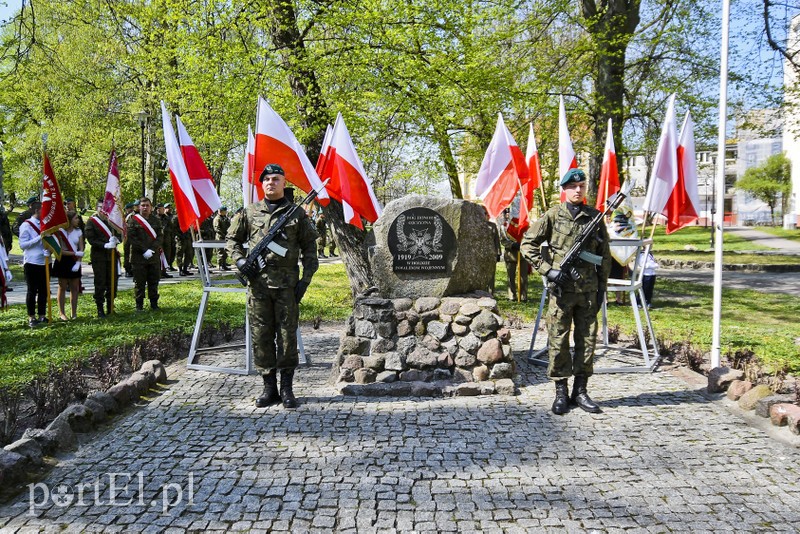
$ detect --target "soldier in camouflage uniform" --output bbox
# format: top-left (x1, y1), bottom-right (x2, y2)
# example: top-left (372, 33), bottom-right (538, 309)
top-left (0, 205), bottom-right (12, 253)
top-left (213, 206), bottom-right (230, 270)
top-left (500, 212), bottom-right (530, 302)
top-left (126, 198), bottom-right (163, 311)
top-left (155, 203), bottom-right (173, 279)
top-left (226, 163), bottom-right (318, 410)
top-left (315, 212), bottom-right (327, 257)
top-left (85, 203), bottom-right (121, 317)
top-left (521, 169), bottom-right (611, 415)
top-left (158, 203), bottom-right (176, 273)
top-left (175, 222), bottom-right (194, 276)
top-left (199, 212), bottom-right (215, 267)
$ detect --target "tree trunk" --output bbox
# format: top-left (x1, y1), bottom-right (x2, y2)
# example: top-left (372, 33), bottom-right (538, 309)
top-left (433, 121), bottom-right (462, 199)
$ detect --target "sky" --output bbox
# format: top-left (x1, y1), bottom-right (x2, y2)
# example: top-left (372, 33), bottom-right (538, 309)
top-left (0, 0), bottom-right (20, 25)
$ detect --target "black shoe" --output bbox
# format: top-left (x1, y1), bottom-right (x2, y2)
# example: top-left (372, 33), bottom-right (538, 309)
top-left (161, 271), bottom-right (173, 279)
top-left (221, 265), bottom-right (231, 271)
top-left (570, 375), bottom-right (602, 413)
top-left (255, 371), bottom-right (281, 407)
top-left (168, 266), bottom-right (177, 272)
top-left (125, 271), bottom-right (133, 278)
top-left (552, 379), bottom-right (569, 415)
top-left (280, 369), bottom-right (298, 409)
top-left (6, 287), bottom-right (12, 292)
top-left (28, 318), bottom-right (37, 328)
top-left (97, 304), bottom-right (106, 319)
top-left (150, 299), bottom-right (160, 310)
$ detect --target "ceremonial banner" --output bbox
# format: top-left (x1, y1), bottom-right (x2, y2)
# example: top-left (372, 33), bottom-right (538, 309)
top-left (642, 94), bottom-right (679, 216)
top-left (41, 153), bottom-right (69, 259)
top-left (241, 125), bottom-right (259, 207)
top-left (100, 150), bottom-right (126, 235)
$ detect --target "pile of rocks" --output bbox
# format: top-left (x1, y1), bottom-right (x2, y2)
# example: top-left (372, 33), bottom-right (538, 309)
top-left (0, 360), bottom-right (168, 488)
top-left (333, 293), bottom-right (516, 397)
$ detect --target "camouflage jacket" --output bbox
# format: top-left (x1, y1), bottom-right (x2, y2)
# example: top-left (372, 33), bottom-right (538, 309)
top-left (126, 213), bottom-right (163, 265)
top-left (213, 213), bottom-right (230, 239)
top-left (158, 213), bottom-right (174, 241)
top-left (226, 197), bottom-right (319, 289)
top-left (521, 202), bottom-right (611, 293)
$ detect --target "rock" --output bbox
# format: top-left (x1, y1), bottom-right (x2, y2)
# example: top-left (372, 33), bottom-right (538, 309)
top-left (345, 315), bottom-right (356, 336)
top-left (0, 449), bottom-right (27, 486)
top-left (456, 383), bottom-right (481, 396)
top-left (410, 382), bottom-right (441, 397)
top-left (415, 297), bottom-right (441, 313)
top-left (452, 368), bottom-right (473, 383)
top-left (4, 438), bottom-right (43, 466)
top-left (108, 380), bottom-right (136, 405)
top-left (738, 385), bottom-right (773, 411)
top-left (496, 328), bottom-right (511, 343)
top-left (441, 337), bottom-right (459, 356)
top-left (56, 403), bottom-right (94, 433)
top-left (452, 322), bottom-right (469, 336)
top-left (371, 337), bottom-right (396, 353)
top-left (439, 312), bottom-right (452, 323)
top-left (454, 314), bottom-right (472, 325)
top-left (397, 320), bottom-right (413, 337)
top-left (726, 380), bottom-right (753, 401)
top-left (455, 349), bottom-right (477, 368)
top-left (471, 310), bottom-right (500, 338)
top-left (21, 428), bottom-right (60, 455)
top-left (433, 368), bottom-right (452, 381)
top-left (427, 321), bottom-right (450, 341)
top-left (458, 333), bottom-right (481, 354)
top-left (393, 298), bottom-right (413, 312)
top-left (473, 365), bottom-right (490, 382)
top-left (422, 334), bottom-right (441, 351)
top-left (384, 351), bottom-right (406, 371)
top-left (355, 302), bottom-right (394, 322)
top-left (338, 382), bottom-right (413, 396)
top-left (396, 337), bottom-right (416, 355)
top-left (337, 368), bottom-right (355, 383)
top-left (459, 302), bottom-right (482, 317)
top-left (376, 320), bottom-right (396, 338)
top-left (83, 398), bottom-right (108, 424)
top-left (87, 391), bottom-right (119, 414)
top-left (755, 395), bottom-right (795, 418)
top-left (341, 355), bottom-right (364, 371)
top-left (439, 298), bottom-right (463, 316)
top-left (405, 310), bottom-right (420, 325)
top-left (476, 297), bottom-right (498, 310)
top-left (502, 343), bottom-right (512, 360)
top-left (141, 360), bottom-right (167, 384)
top-left (437, 353), bottom-right (454, 368)
top-left (414, 322), bottom-right (426, 337)
top-left (707, 366), bottom-right (745, 393)
top-left (495, 379), bottom-right (516, 395)
top-left (362, 354), bottom-right (386, 372)
top-left (340, 336), bottom-right (370, 355)
top-left (419, 310), bottom-right (439, 323)
top-left (479, 381), bottom-right (496, 395)
top-left (45, 416), bottom-right (76, 450)
top-left (769, 404), bottom-right (800, 434)
top-left (477, 338), bottom-right (504, 365)
top-left (376, 371), bottom-right (397, 383)
top-left (354, 320), bottom-right (376, 339)
top-left (354, 368), bottom-right (377, 384)
top-left (406, 348), bottom-right (438, 369)
top-left (129, 370), bottom-right (154, 395)
top-left (489, 362), bottom-right (513, 379)
top-left (400, 369), bottom-right (433, 382)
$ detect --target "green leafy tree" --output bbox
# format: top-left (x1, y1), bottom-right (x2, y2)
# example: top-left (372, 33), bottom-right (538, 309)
top-left (736, 152), bottom-right (791, 224)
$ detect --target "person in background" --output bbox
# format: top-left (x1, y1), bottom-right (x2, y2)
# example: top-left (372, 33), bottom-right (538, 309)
top-left (12, 195), bottom-right (40, 237)
top-left (213, 206), bottom-right (231, 270)
top-left (18, 201), bottom-right (49, 327)
top-left (52, 211), bottom-right (85, 320)
top-left (0, 205), bottom-right (12, 253)
top-left (637, 249), bottom-right (659, 309)
top-left (85, 203), bottom-right (121, 318)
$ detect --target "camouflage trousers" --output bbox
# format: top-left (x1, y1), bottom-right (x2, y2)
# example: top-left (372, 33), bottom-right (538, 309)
top-left (248, 287), bottom-right (299, 372)
top-left (546, 291), bottom-right (600, 379)
top-left (175, 237), bottom-right (194, 271)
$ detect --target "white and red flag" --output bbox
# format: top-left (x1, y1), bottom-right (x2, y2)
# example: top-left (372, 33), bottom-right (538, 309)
top-left (474, 113), bottom-right (529, 220)
top-left (176, 115), bottom-right (222, 224)
top-left (315, 124), bottom-right (334, 196)
top-left (40, 153), bottom-right (69, 259)
top-left (666, 111), bottom-right (701, 233)
top-left (253, 96), bottom-right (330, 204)
top-left (595, 119), bottom-right (620, 211)
top-left (161, 101), bottom-right (201, 232)
top-left (323, 113), bottom-right (382, 226)
top-left (642, 95), bottom-right (679, 218)
top-left (100, 149), bottom-right (126, 235)
top-left (558, 96), bottom-right (578, 203)
top-left (521, 121), bottom-right (543, 229)
top-left (241, 125), bottom-right (259, 207)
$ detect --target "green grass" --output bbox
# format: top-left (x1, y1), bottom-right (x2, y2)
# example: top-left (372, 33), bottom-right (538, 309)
top-left (657, 251), bottom-right (800, 265)
top-left (755, 226), bottom-right (800, 242)
top-left (1, 261), bottom-right (798, 390)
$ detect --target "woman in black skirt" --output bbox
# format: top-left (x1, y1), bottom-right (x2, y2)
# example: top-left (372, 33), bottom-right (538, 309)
top-left (53, 211), bottom-right (85, 320)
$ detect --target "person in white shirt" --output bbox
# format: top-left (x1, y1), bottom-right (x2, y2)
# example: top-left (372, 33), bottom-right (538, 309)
top-left (637, 250), bottom-right (659, 309)
top-left (18, 206), bottom-right (49, 327)
top-left (52, 211), bottom-right (85, 320)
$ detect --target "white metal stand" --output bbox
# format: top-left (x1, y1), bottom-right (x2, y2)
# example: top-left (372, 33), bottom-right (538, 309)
top-left (186, 240), bottom-right (308, 375)
top-left (526, 238), bottom-right (660, 373)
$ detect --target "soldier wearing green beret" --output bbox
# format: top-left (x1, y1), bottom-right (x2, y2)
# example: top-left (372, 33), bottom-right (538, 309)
top-left (226, 163), bottom-right (318, 409)
top-left (521, 168), bottom-right (611, 415)
top-left (213, 206), bottom-right (230, 270)
top-left (11, 195), bottom-right (40, 238)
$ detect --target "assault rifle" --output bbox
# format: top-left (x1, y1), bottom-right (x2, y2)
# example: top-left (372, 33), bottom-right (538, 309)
top-left (236, 179), bottom-right (330, 286)
top-left (550, 179), bottom-right (634, 298)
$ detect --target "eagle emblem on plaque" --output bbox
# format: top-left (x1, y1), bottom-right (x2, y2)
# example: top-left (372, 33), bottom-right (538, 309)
top-left (388, 207), bottom-right (455, 273)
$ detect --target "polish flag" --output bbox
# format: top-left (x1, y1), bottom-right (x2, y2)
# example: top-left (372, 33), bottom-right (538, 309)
top-left (176, 115), bottom-right (222, 224)
top-left (241, 125), bottom-right (260, 207)
top-left (642, 95), bottom-right (679, 217)
top-left (315, 124), bottom-right (338, 200)
top-left (326, 113), bottom-right (382, 225)
top-left (474, 113), bottom-right (529, 220)
top-left (559, 95), bottom-right (578, 202)
top-left (161, 101), bottom-right (200, 232)
top-left (100, 150), bottom-right (126, 235)
top-left (666, 111), bottom-right (701, 233)
top-left (254, 96), bottom-right (330, 204)
top-left (595, 119), bottom-right (620, 211)
top-left (521, 122), bottom-right (543, 230)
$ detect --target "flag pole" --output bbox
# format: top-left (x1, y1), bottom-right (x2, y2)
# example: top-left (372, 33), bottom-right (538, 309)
top-left (110, 248), bottom-right (116, 314)
top-left (711, 0), bottom-right (731, 369)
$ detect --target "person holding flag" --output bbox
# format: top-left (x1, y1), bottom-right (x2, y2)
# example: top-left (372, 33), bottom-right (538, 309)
top-left (86, 201), bottom-right (122, 318)
top-left (521, 168), bottom-right (611, 415)
top-left (499, 209), bottom-right (530, 302)
top-left (18, 197), bottom-right (49, 327)
top-left (127, 197), bottom-right (164, 311)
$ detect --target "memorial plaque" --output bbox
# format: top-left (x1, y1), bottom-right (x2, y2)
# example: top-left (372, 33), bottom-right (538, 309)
top-left (387, 207), bottom-right (456, 272)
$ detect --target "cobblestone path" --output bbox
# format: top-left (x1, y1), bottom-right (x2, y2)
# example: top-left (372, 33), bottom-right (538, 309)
top-left (1, 325), bottom-right (798, 533)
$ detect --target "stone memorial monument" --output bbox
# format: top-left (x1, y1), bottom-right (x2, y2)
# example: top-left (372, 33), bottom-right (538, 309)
top-left (333, 195), bottom-right (516, 397)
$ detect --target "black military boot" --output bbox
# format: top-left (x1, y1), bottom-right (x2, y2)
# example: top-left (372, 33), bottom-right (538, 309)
top-left (552, 379), bottom-right (570, 415)
top-left (255, 370), bottom-right (281, 407)
top-left (135, 299), bottom-right (145, 312)
top-left (97, 302), bottom-right (106, 318)
top-left (280, 369), bottom-right (298, 409)
top-left (150, 298), bottom-right (160, 310)
top-left (570, 375), bottom-right (602, 413)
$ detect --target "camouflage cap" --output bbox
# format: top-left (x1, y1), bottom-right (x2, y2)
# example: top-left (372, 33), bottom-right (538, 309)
top-left (560, 168), bottom-right (586, 187)
top-left (259, 163), bottom-right (285, 181)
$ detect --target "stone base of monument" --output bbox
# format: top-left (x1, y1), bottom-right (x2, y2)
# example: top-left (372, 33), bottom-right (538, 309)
top-left (332, 293), bottom-right (517, 397)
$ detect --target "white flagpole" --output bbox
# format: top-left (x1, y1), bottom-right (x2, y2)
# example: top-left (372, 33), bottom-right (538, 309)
top-left (711, 0), bottom-right (730, 369)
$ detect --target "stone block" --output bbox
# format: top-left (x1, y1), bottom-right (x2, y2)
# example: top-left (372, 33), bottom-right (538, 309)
top-left (371, 337), bottom-right (396, 353)
top-left (439, 298), bottom-right (463, 316)
top-left (355, 303), bottom-right (394, 323)
top-left (438, 314), bottom-right (453, 324)
top-left (738, 385), bottom-right (773, 411)
top-left (337, 368), bottom-right (355, 383)
top-left (452, 322), bottom-right (469, 335)
top-left (415, 297), bottom-right (441, 313)
top-left (130, 370), bottom-right (154, 394)
top-left (707, 366), bottom-right (745, 393)
top-left (427, 321), bottom-right (450, 341)
top-left (454, 314), bottom-right (472, 325)
top-left (45, 416), bottom-right (75, 450)
top-left (420, 310), bottom-right (439, 323)
top-left (87, 391), bottom-right (119, 414)
top-left (355, 320), bottom-right (377, 339)
top-left (108, 380), bottom-right (136, 405)
top-left (441, 337), bottom-right (459, 356)
top-left (338, 382), bottom-right (412, 396)
top-left (400, 369), bottom-right (433, 382)
top-left (458, 333), bottom-right (481, 354)
top-left (4, 438), bottom-right (43, 466)
top-left (393, 298), bottom-right (413, 312)
top-left (473, 365), bottom-right (489, 382)
top-left (726, 380), bottom-right (752, 401)
top-left (362, 354), bottom-right (386, 372)
top-left (422, 334), bottom-right (441, 351)
top-left (56, 403), bottom-right (94, 433)
top-left (396, 320), bottom-right (413, 337)
top-left (384, 351), bottom-right (406, 371)
top-left (471, 310), bottom-right (500, 338)
top-left (489, 362), bottom-right (513, 379)
top-left (410, 382), bottom-right (441, 397)
top-left (455, 349), bottom-right (477, 368)
top-left (340, 336), bottom-right (370, 355)
top-left (141, 360), bottom-right (167, 384)
top-left (433, 368), bottom-right (452, 381)
top-left (478, 381), bottom-right (495, 395)
top-left (83, 398), bottom-right (108, 424)
top-left (407, 347), bottom-right (438, 369)
top-left (769, 403), bottom-right (800, 434)
top-left (0, 449), bottom-right (27, 486)
top-left (755, 395), bottom-right (795, 418)
top-left (477, 338), bottom-right (504, 365)
top-left (396, 337), bottom-right (416, 355)
top-left (476, 297), bottom-right (498, 310)
top-left (452, 368), bottom-right (473, 383)
top-left (354, 368), bottom-right (377, 384)
top-left (376, 319), bottom-right (396, 338)
top-left (459, 303), bottom-right (481, 317)
top-left (21, 428), bottom-right (60, 455)
top-left (376, 371), bottom-right (397, 383)
top-left (456, 383), bottom-right (481, 396)
top-left (495, 379), bottom-right (516, 396)
top-left (341, 355), bottom-right (364, 371)
top-left (437, 353), bottom-right (454, 368)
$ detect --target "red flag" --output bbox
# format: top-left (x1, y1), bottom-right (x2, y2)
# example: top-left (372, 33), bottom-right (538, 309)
top-left (595, 119), bottom-right (620, 211)
top-left (666, 111), bottom-right (701, 233)
top-left (100, 150), bottom-right (126, 235)
top-left (474, 113), bottom-right (529, 219)
top-left (40, 153), bottom-right (69, 259)
top-left (161, 101), bottom-right (201, 232)
top-left (177, 116), bottom-right (222, 223)
top-left (643, 95), bottom-right (679, 216)
top-left (316, 125), bottom-right (336, 198)
top-left (521, 122), bottom-right (543, 231)
top-left (326, 113), bottom-right (382, 224)
top-left (559, 96), bottom-right (578, 203)
top-left (254, 97), bottom-right (330, 204)
top-left (506, 217), bottom-right (527, 243)
top-left (241, 125), bottom-right (260, 206)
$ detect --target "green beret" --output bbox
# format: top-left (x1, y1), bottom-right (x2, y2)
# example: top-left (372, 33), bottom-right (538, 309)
top-left (156, 202), bottom-right (164, 208)
top-left (560, 168), bottom-right (586, 187)
top-left (259, 163), bottom-right (285, 181)
top-left (26, 195), bottom-right (39, 205)
top-left (164, 203), bottom-right (172, 208)
top-left (65, 197), bottom-right (75, 203)
top-left (133, 199), bottom-right (141, 206)
top-left (125, 202), bottom-right (134, 209)
top-left (220, 206), bottom-right (228, 211)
